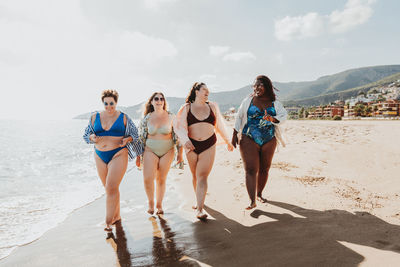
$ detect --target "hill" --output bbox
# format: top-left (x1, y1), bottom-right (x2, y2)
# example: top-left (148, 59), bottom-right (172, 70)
top-left (283, 72), bottom-right (400, 107)
top-left (74, 65), bottom-right (400, 119)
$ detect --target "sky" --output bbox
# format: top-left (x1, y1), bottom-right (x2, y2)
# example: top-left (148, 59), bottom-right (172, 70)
top-left (1, 0), bottom-right (399, 120)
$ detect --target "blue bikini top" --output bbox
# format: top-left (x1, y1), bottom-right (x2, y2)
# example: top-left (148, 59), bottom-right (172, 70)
top-left (94, 112), bottom-right (125, 137)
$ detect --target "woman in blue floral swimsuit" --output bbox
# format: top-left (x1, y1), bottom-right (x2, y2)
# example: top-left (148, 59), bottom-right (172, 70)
top-left (232, 75), bottom-right (287, 210)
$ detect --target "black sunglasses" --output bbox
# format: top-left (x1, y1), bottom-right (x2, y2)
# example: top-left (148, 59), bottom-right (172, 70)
top-left (154, 97), bottom-right (164, 102)
top-left (104, 102), bottom-right (114, 106)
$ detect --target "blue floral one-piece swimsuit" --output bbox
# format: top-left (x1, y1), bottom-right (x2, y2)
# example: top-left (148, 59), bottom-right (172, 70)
top-left (242, 100), bottom-right (276, 146)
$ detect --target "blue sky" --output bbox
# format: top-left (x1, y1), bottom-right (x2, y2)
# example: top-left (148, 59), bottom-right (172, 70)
top-left (1, 0), bottom-right (399, 119)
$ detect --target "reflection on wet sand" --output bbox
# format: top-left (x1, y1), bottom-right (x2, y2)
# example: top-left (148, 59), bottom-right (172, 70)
top-left (106, 221), bottom-right (132, 267)
top-left (106, 215), bottom-right (198, 266)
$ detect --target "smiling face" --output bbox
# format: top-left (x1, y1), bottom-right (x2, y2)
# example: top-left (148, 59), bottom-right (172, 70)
top-left (103, 96), bottom-right (116, 113)
top-left (253, 80), bottom-right (265, 97)
top-left (195, 85), bottom-right (209, 102)
top-left (151, 93), bottom-right (165, 110)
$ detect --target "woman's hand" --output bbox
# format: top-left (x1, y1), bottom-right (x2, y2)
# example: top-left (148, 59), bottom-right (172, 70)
top-left (227, 142), bottom-right (234, 152)
top-left (90, 134), bottom-right (99, 143)
top-left (176, 149), bottom-right (183, 163)
top-left (136, 155), bottom-right (141, 168)
top-left (231, 129), bottom-right (238, 148)
top-left (119, 137), bottom-right (132, 147)
top-left (184, 140), bottom-right (195, 151)
top-left (263, 110), bottom-right (279, 123)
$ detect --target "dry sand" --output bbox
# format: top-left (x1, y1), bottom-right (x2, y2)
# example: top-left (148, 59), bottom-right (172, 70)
top-left (1, 120), bottom-right (399, 266)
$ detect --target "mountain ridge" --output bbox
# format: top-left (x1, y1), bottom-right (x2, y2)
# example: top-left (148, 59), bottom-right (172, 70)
top-left (74, 64), bottom-right (400, 119)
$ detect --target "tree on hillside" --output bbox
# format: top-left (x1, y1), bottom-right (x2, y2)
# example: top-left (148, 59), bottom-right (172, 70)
top-left (358, 91), bottom-right (366, 97)
top-left (298, 107), bottom-right (305, 118)
top-left (368, 88), bottom-right (379, 94)
top-left (354, 104), bottom-right (366, 117)
top-left (365, 106), bottom-right (373, 116)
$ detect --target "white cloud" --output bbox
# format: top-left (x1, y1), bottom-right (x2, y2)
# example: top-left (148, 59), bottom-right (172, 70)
top-left (0, 0), bottom-right (179, 119)
top-left (223, 52), bottom-right (256, 62)
top-left (199, 74), bottom-right (217, 81)
top-left (111, 31), bottom-right (178, 65)
top-left (329, 0), bottom-right (375, 33)
top-left (274, 0), bottom-right (375, 41)
top-left (209, 45), bottom-right (231, 56)
top-left (274, 53), bottom-right (284, 65)
top-left (274, 12), bottom-right (324, 41)
top-left (143, 0), bottom-right (178, 9)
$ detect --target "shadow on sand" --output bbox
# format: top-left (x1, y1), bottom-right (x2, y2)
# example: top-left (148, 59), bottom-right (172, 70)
top-left (189, 201), bottom-right (400, 266)
top-left (105, 202), bottom-right (400, 266)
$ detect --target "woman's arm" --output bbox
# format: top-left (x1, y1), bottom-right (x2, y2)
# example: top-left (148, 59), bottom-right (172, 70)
top-left (124, 114), bottom-right (144, 156)
top-left (173, 104), bottom-right (190, 145)
top-left (210, 102), bottom-right (230, 144)
top-left (272, 101), bottom-right (288, 125)
top-left (83, 113), bottom-right (96, 144)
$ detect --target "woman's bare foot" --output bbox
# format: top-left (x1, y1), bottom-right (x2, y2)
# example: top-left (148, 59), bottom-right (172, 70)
top-left (148, 201), bottom-right (154, 215)
top-left (196, 209), bottom-right (208, 220)
top-left (111, 214), bottom-right (121, 225)
top-left (104, 225), bottom-right (113, 232)
top-left (245, 202), bottom-right (257, 210)
top-left (156, 209), bottom-right (164, 215)
top-left (257, 195), bottom-right (268, 203)
top-left (147, 209), bottom-right (154, 215)
top-left (192, 205), bottom-right (197, 210)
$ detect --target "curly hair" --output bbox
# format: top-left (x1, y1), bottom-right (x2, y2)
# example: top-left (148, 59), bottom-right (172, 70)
top-left (254, 75), bottom-right (277, 101)
top-left (101, 89), bottom-right (119, 102)
top-left (143, 92), bottom-right (168, 116)
top-left (185, 82), bottom-right (206, 103)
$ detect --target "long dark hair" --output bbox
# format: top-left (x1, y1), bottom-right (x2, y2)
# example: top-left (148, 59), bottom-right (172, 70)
top-left (255, 75), bottom-right (277, 101)
top-left (143, 92), bottom-right (168, 116)
top-left (185, 82), bottom-right (205, 103)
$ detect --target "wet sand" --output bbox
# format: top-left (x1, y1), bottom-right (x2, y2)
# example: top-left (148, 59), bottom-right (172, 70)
top-left (1, 120), bottom-right (400, 266)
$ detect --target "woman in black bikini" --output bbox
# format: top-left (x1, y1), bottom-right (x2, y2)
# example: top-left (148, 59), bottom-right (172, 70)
top-left (175, 82), bottom-right (233, 219)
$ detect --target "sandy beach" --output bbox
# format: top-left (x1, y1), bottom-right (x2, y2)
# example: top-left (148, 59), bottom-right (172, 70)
top-left (1, 120), bottom-right (400, 266)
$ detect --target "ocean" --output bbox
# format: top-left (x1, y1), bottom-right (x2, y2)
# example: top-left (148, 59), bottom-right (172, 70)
top-left (0, 119), bottom-right (111, 259)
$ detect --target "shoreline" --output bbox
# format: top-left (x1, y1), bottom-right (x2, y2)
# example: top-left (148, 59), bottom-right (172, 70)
top-left (1, 120), bottom-right (400, 266)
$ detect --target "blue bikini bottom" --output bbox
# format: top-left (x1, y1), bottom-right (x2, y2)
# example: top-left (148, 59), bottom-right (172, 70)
top-left (95, 146), bottom-right (126, 164)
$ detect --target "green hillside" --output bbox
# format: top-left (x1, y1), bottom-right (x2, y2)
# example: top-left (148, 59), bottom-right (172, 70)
top-left (283, 72), bottom-right (400, 107)
top-left (276, 65), bottom-right (400, 100)
top-left (74, 65), bottom-right (400, 119)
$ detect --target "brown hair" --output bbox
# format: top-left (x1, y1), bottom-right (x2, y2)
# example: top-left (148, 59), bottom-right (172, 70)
top-left (186, 82), bottom-right (206, 103)
top-left (101, 89), bottom-right (119, 102)
top-left (255, 75), bottom-right (277, 101)
top-left (143, 92), bottom-right (168, 116)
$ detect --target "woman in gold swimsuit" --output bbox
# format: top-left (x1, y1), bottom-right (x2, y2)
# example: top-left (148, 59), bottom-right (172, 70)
top-left (138, 92), bottom-right (183, 215)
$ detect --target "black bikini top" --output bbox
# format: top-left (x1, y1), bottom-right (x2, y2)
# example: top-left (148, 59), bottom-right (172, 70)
top-left (187, 103), bottom-right (216, 126)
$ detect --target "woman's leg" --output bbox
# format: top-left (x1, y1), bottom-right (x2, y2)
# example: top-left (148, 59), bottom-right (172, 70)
top-left (143, 149), bottom-right (159, 214)
top-left (105, 149), bottom-right (128, 227)
top-left (257, 137), bottom-right (277, 202)
top-left (95, 153), bottom-right (120, 223)
top-left (155, 148), bottom-right (175, 214)
top-left (94, 153), bottom-right (108, 186)
top-left (239, 135), bottom-right (261, 209)
top-left (194, 144), bottom-right (216, 213)
top-left (186, 151), bottom-right (198, 192)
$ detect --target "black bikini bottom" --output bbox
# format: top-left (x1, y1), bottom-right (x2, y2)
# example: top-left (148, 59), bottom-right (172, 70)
top-left (189, 133), bottom-right (217, 155)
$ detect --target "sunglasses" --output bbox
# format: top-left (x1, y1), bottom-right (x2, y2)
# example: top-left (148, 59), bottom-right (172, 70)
top-left (104, 102), bottom-right (114, 106)
top-left (154, 97), bottom-right (164, 102)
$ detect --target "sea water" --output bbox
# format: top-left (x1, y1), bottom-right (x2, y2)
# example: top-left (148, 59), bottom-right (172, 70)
top-left (0, 119), bottom-right (109, 259)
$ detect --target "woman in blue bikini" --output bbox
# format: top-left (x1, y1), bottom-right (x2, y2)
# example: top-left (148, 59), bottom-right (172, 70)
top-left (83, 89), bottom-right (143, 232)
top-left (232, 75), bottom-right (287, 210)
